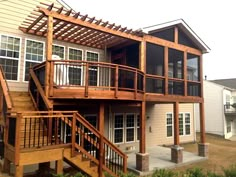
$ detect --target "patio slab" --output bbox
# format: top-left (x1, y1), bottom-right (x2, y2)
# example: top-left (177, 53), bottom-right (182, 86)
top-left (127, 146), bottom-right (207, 176)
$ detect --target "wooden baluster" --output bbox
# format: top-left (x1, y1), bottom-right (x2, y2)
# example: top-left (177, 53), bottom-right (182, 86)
top-left (134, 70), bottom-right (137, 99)
top-left (85, 63), bottom-right (89, 97)
top-left (115, 65), bottom-right (118, 98)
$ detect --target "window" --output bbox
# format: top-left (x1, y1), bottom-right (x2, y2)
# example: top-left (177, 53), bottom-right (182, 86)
top-left (113, 113), bottom-right (139, 144)
top-left (227, 120), bottom-right (231, 133)
top-left (24, 39), bottom-right (44, 81)
top-left (146, 43), bottom-right (164, 76)
top-left (86, 51), bottom-right (99, 86)
top-left (167, 112), bottom-right (191, 137)
top-left (114, 114), bottom-right (124, 143)
top-left (168, 48), bottom-right (184, 79)
top-left (136, 115), bottom-right (140, 141)
top-left (179, 113), bottom-right (191, 136)
top-left (0, 34), bottom-right (20, 81)
top-left (68, 48), bottom-right (83, 85)
top-left (179, 114), bottom-right (184, 135)
top-left (187, 54), bottom-right (199, 81)
top-left (53, 45), bottom-right (65, 59)
top-left (185, 113), bottom-right (191, 135)
top-left (226, 94), bottom-right (231, 109)
top-left (166, 113), bottom-right (173, 137)
top-left (126, 114), bottom-right (135, 142)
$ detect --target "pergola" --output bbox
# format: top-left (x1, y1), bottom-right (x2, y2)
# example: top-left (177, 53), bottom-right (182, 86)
top-left (19, 2), bottom-right (143, 49)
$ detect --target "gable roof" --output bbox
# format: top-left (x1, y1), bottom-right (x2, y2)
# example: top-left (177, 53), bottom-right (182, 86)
top-left (211, 78), bottom-right (236, 89)
top-left (142, 19), bottom-right (210, 53)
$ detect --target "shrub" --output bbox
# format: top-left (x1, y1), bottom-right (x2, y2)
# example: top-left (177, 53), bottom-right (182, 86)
top-left (223, 164), bottom-right (236, 177)
top-left (152, 169), bottom-right (177, 177)
top-left (183, 168), bottom-right (205, 177)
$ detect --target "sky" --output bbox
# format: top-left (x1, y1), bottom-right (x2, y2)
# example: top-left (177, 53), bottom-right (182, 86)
top-left (65, 0), bottom-right (236, 80)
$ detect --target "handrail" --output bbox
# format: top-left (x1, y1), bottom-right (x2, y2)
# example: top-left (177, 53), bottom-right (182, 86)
top-left (0, 65), bottom-right (13, 109)
top-left (60, 112), bottom-right (127, 176)
top-left (29, 68), bottom-right (53, 110)
top-left (75, 112), bottom-right (126, 157)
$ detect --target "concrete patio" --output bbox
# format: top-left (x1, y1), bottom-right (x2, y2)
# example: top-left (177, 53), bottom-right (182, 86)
top-left (127, 146), bottom-right (207, 176)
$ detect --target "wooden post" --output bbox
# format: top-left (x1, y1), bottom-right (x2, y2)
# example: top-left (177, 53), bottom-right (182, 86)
top-left (55, 159), bottom-right (63, 175)
top-left (173, 102), bottom-right (179, 145)
top-left (45, 15), bottom-right (53, 98)
top-left (174, 27), bottom-right (178, 44)
top-left (98, 102), bottom-right (105, 177)
top-left (71, 113), bottom-right (76, 157)
top-left (199, 102), bottom-right (206, 143)
top-left (49, 61), bottom-right (54, 97)
top-left (15, 165), bottom-right (23, 177)
top-left (15, 113), bottom-right (21, 166)
top-left (139, 40), bottom-right (146, 72)
top-left (164, 46), bottom-right (168, 95)
top-left (139, 101), bottom-right (146, 153)
top-left (184, 52), bottom-right (187, 96)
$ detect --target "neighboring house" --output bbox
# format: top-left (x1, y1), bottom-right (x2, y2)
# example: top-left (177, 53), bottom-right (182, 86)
top-left (0, 0), bottom-right (210, 176)
top-left (196, 80), bottom-right (236, 139)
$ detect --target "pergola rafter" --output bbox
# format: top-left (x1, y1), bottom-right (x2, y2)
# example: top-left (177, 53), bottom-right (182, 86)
top-left (19, 2), bottom-right (143, 50)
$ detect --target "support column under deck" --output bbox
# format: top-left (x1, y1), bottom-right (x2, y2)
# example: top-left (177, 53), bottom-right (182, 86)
top-left (171, 102), bottom-right (183, 163)
top-left (198, 102), bottom-right (209, 157)
top-left (136, 101), bottom-right (149, 172)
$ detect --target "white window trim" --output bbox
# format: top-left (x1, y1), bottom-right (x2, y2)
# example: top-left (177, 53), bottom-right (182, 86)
top-left (166, 112), bottom-right (173, 138)
top-left (52, 44), bottom-right (65, 59)
top-left (0, 33), bottom-right (22, 82)
top-left (85, 50), bottom-right (100, 86)
top-left (23, 38), bottom-right (45, 82)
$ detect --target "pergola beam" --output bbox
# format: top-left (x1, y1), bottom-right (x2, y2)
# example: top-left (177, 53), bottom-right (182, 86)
top-left (39, 7), bottom-right (143, 42)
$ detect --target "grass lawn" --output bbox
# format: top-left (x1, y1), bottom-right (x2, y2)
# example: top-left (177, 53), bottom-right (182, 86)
top-left (173, 133), bottom-right (236, 175)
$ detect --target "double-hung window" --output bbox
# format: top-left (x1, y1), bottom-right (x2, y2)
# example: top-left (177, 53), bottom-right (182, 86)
top-left (114, 114), bottom-right (124, 143)
top-left (24, 39), bottom-right (44, 81)
top-left (113, 113), bottom-right (139, 144)
top-left (86, 51), bottom-right (99, 86)
top-left (166, 113), bottom-right (173, 137)
top-left (0, 35), bottom-right (20, 81)
top-left (126, 114), bottom-right (135, 142)
top-left (68, 48), bottom-right (83, 85)
top-left (179, 113), bottom-right (191, 136)
top-left (52, 45), bottom-right (65, 59)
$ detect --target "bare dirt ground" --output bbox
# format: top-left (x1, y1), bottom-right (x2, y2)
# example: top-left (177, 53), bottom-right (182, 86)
top-left (173, 133), bottom-right (236, 175)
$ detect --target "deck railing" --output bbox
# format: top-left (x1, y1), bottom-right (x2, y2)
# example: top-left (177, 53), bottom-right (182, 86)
top-left (29, 68), bottom-right (53, 110)
top-left (5, 111), bottom-right (127, 176)
top-left (0, 65), bottom-right (13, 117)
top-left (224, 104), bottom-right (236, 114)
top-left (33, 60), bottom-right (144, 98)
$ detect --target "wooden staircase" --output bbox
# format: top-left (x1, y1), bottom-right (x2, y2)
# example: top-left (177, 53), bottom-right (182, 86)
top-left (1, 66), bottom-right (127, 177)
top-left (64, 148), bottom-right (99, 177)
top-left (10, 92), bottom-right (35, 112)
